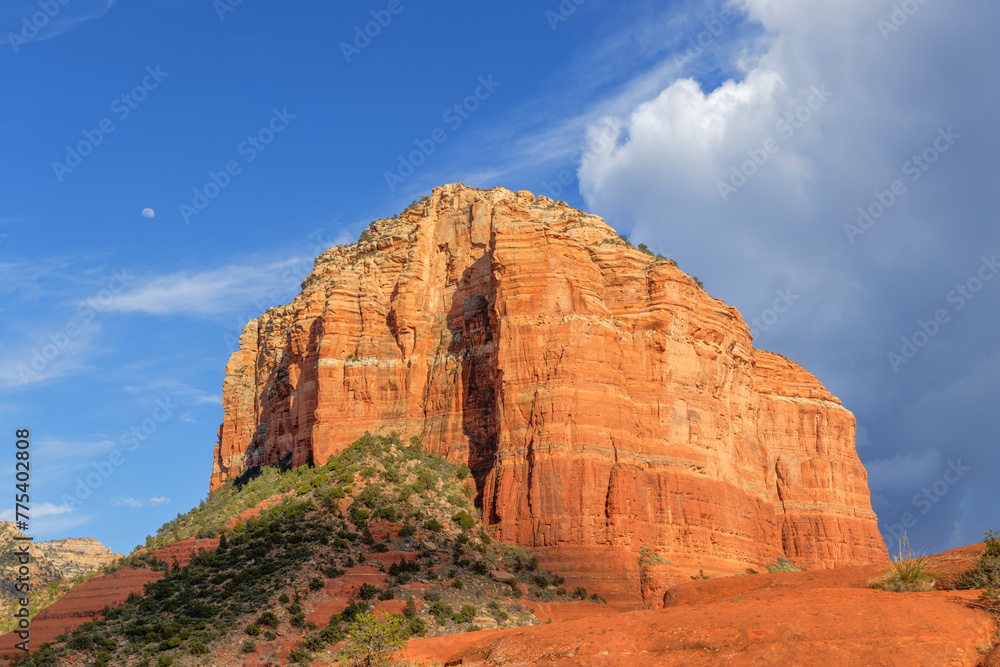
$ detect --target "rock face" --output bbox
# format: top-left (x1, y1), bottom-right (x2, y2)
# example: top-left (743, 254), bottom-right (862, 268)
top-left (0, 522), bottom-right (120, 593)
top-left (211, 183), bottom-right (886, 605)
top-left (34, 538), bottom-right (119, 580)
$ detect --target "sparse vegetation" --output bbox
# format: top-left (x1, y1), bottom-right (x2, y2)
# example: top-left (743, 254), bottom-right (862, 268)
top-left (8, 432), bottom-right (596, 666)
top-left (868, 535), bottom-right (935, 592)
top-left (765, 558), bottom-right (805, 573)
top-left (955, 529), bottom-right (1000, 590)
top-left (343, 612), bottom-right (407, 667)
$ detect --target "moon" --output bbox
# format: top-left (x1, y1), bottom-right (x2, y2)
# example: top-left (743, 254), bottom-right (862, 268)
top-left (142, 208), bottom-right (155, 219)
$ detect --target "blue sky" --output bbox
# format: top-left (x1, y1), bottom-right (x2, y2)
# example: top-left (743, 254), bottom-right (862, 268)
top-left (1, 0), bottom-right (997, 558)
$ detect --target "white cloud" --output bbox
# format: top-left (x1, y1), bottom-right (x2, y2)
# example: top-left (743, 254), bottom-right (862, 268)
top-left (149, 497), bottom-right (170, 506)
top-left (0, 502), bottom-right (76, 523)
top-left (106, 258), bottom-right (313, 317)
top-left (567, 0), bottom-right (1000, 553)
top-left (113, 497), bottom-right (143, 509)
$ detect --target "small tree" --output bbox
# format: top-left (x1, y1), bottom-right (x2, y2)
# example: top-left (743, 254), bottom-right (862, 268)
top-left (343, 612), bottom-right (407, 667)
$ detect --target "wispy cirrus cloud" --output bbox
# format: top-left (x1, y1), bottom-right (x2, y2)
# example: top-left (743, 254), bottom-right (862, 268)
top-left (111, 496), bottom-right (170, 509)
top-left (0, 0), bottom-right (114, 50)
top-left (105, 257), bottom-right (312, 317)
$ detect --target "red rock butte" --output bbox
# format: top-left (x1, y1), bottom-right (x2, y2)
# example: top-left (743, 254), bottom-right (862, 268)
top-left (211, 183), bottom-right (887, 606)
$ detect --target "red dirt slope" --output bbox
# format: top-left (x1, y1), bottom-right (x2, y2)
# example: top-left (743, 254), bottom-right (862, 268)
top-left (0, 538), bottom-right (218, 662)
top-left (404, 545), bottom-right (999, 667)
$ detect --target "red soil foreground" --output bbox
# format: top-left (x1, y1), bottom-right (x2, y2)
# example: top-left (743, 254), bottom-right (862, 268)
top-left (401, 545), bottom-right (1000, 667)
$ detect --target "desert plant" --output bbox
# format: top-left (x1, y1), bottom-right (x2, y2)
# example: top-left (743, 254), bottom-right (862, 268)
top-left (452, 511), bottom-right (475, 531)
top-left (765, 558), bottom-right (804, 573)
top-left (956, 529), bottom-right (1000, 590)
top-left (343, 611), bottom-right (407, 667)
top-left (870, 534), bottom-right (935, 592)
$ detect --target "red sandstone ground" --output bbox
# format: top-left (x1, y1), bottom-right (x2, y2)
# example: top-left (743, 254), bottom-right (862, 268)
top-left (398, 545), bottom-right (1000, 667)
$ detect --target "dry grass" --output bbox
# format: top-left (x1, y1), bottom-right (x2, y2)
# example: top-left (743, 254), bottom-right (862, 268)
top-left (868, 535), bottom-right (936, 593)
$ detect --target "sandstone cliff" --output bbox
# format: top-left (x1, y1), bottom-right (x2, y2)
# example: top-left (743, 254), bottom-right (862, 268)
top-left (211, 184), bottom-right (886, 605)
top-left (0, 522), bottom-right (121, 633)
top-left (0, 522), bottom-right (120, 585)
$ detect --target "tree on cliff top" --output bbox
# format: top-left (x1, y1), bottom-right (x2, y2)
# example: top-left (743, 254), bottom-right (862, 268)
top-left (343, 611), bottom-right (407, 667)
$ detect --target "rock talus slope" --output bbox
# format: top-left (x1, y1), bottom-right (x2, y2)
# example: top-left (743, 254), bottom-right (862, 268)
top-left (211, 184), bottom-right (886, 604)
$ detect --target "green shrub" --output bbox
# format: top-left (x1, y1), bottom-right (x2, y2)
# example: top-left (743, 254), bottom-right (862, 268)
top-left (452, 578), bottom-right (464, 590)
top-left (429, 601), bottom-right (453, 621)
top-left (240, 639), bottom-right (256, 654)
top-left (423, 518), bottom-right (444, 533)
top-left (376, 506), bottom-right (399, 522)
top-left (244, 624), bottom-right (261, 636)
top-left (349, 504), bottom-right (371, 526)
top-left (256, 611), bottom-right (280, 628)
top-left (309, 577), bottom-right (324, 591)
top-left (766, 559), bottom-right (804, 573)
top-left (399, 523), bottom-right (415, 537)
top-left (358, 583), bottom-right (379, 600)
top-left (456, 464), bottom-right (471, 479)
top-left (454, 604), bottom-right (477, 623)
top-left (403, 596), bottom-right (417, 619)
top-left (408, 616), bottom-right (427, 637)
top-left (344, 612), bottom-right (407, 667)
top-left (956, 529), bottom-right (1000, 589)
top-left (279, 593), bottom-right (290, 604)
top-left (452, 511), bottom-right (475, 531)
top-left (157, 658), bottom-right (174, 667)
top-left (289, 648), bottom-right (311, 663)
